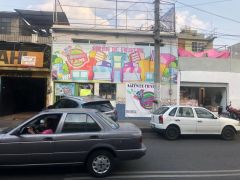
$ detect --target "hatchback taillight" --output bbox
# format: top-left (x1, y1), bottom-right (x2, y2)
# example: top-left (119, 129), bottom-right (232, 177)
top-left (159, 115), bottom-right (163, 124)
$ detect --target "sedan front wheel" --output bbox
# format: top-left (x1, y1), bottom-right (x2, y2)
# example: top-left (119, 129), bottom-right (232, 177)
top-left (221, 127), bottom-right (236, 140)
top-left (86, 150), bottom-right (114, 177)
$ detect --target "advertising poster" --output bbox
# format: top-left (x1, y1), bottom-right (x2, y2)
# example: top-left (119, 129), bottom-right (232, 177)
top-left (55, 83), bottom-right (75, 96)
top-left (125, 83), bottom-right (155, 117)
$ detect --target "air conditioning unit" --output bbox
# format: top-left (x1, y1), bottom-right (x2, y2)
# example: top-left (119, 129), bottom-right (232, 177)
top-left (32, 34), bottom-right (38, 43)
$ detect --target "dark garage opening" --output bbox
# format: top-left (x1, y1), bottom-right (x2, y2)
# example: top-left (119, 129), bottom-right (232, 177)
top-left (0, 77), bottom-right (47, 116)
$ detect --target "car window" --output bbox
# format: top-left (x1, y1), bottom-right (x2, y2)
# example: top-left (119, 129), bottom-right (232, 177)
top-left (54, 99), bottom-right (78, 108)
top-left (82, 101), bottom-right (113, 112)
top-left (21, 113), bottom-right (62, 134)
top-left (96, 112), bottom-right (119, 129)
top-left (176, 107), bottom-right (194, 118)
top-left (61, 113), bottom-right (101, 133)
top-left (195, 108), bottom-right (215, 119)
top-left (169, 107), bottom-right (177, 116)
top-left (153, 107), bottom-right (169, 115)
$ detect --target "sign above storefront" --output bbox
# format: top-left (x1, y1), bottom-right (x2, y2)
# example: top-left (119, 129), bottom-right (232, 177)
top-left (0, 50), bottom-right (43, 67)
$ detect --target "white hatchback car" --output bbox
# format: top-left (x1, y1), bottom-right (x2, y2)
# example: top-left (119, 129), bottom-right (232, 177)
top-left (150, 105), bottom-right (240, 140)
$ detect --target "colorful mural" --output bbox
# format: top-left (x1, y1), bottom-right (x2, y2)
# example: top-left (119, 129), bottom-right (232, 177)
top-left (52, 44), bottom-right (178, 83)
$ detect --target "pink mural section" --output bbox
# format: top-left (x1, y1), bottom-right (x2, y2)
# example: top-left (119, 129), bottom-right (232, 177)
top-left (52, 45), bottom-right (178, 84)
top-left (178, 48), bottom-right (230, 58)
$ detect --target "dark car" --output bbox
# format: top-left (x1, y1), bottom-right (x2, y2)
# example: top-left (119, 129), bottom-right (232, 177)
top-left (48, 96), bottom-right (118, 121)
top-left (0, 109), bottom-right (146, 177)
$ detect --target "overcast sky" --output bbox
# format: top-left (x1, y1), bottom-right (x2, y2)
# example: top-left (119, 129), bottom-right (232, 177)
top-left (0, 0), bottom-right (239, 47)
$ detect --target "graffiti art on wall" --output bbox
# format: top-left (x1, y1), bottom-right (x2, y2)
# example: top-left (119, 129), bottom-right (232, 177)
top-left (126, 83), bottom-right (155, 117)
top-left (52, 44), bottom-right (178, 83)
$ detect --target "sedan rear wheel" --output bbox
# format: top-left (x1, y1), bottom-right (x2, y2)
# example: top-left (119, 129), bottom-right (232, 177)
top-left (165, 126), bottom-right (180, 140)
top-left (221, 127), bottom-right (236, 140)
top-left (87, 150), bottom-right (114, 177)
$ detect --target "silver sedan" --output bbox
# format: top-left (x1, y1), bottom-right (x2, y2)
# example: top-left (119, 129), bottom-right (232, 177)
top-left (0, 108), bottom-right (146, 177)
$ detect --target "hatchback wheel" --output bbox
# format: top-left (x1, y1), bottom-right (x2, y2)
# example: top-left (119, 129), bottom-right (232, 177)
top-left (165, 126), bottom-right (180, 140)
top-left (87, 150), bottom-right (114, 177)
top-left (221, 127), bottom-right (236, 140)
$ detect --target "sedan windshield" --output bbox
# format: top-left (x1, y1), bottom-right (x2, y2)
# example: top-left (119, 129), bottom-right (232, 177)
top-left (96, 112), bottom-right (119, 129)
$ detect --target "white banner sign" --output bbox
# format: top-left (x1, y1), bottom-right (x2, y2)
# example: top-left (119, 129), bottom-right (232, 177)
top-left (21, 56), bottom-right (36, 66)
top-left (125, 83), bottom-right (155, 117)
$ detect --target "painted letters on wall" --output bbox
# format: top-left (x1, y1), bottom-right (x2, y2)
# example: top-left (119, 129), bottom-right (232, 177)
top-left (0, 50), bottom-right (44, 67)
top-left (125, 83), bottom-right (154, 117)
top-left (52, 44), bottom-right (178, 84)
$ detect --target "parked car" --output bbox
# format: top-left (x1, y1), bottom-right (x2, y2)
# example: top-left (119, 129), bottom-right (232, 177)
top-left (0, 108), bottom-right (146, 177)
top-left (150, 105), bottom-right (240, 140)
top-left (47, 96), bottom-right (118, 121)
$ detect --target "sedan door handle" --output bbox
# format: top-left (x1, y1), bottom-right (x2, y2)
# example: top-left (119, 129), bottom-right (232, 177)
top-left (175, 119), bottom-right (180, 122)
top-left (43, 137), bottom-right (53, 141)
top-left (197, 120), bottom-right (203, 123)
top-left (89, 135), bottom-right (99, 139)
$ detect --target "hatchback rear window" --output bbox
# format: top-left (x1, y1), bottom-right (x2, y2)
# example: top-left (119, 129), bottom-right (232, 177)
top-left (153, 107), bottom-right (169, 115)
top-left (82, 101), bottom-right (114, 112)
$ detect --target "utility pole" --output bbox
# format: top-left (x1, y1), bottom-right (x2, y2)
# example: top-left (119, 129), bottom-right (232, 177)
top-left (116, 0), bottom-right (118, 29)
top-left (153, 0), bottom-right (161, 110)
top-left (54, 0), bottom-right (58, 24)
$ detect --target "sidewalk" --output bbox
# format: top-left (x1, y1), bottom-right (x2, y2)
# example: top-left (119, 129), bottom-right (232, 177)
top-left (0, 112), bottom-right (37, 127)
top-left (0, 112), bottom-right (151, 132)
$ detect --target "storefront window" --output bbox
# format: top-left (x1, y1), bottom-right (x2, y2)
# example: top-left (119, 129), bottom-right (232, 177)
top-left (180, 86), bottom-right (226, 112)
top-left (79, 83), bottom-right (94, 96)
top-left (99, 83), bottom-right (116, 100)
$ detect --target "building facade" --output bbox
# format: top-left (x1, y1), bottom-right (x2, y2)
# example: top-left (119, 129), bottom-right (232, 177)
top-left (178, 29), bottom-right (240, 113)
top-left (51, 26), bottom-right (178, 119)
top-left (0, 10), bottom-right (68, 116)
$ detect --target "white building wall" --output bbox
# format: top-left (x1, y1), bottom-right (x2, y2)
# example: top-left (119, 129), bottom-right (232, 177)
top-left (180, 71), bottom-right (240, 107)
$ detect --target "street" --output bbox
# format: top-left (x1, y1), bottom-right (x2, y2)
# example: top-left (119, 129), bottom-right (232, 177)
top-left (1, 132), bottom-right (240, 180)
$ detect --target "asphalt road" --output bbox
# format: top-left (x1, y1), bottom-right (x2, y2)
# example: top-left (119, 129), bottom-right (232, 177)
top-left (1, 132), bottom-right (240, 180)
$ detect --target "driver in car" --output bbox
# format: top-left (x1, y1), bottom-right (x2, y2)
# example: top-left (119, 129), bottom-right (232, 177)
top-left (28, 118), bottom-right (54, 134)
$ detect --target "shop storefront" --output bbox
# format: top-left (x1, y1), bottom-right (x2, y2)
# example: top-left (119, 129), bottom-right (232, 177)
top-left (180, 83), bottom-right (227, 113)
top-left (0, 43), bottom-right (51, 116)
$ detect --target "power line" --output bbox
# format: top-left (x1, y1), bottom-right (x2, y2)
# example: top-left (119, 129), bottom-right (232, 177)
top-left (53, 0), bottom-right (240, 45)
top-left (101, 0), bottom-right (153, 4)
top-left (61, 4), bottom-right (152, 13)
top-left (176, 0), bottom-right (232, 8)
top-left (176, 0), bottom-right (240, 24)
